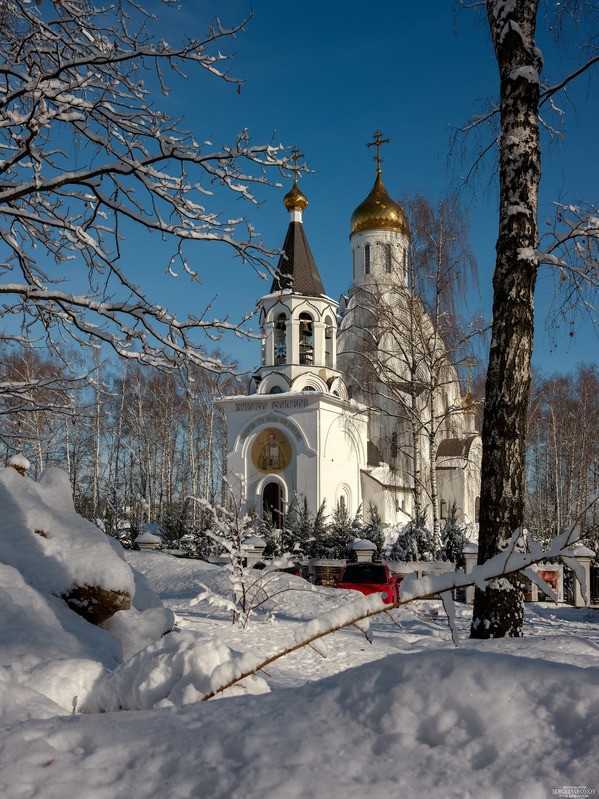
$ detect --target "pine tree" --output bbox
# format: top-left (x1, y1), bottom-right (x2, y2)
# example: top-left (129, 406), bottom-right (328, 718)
top-left (318, 501), bottom-right (356, 559)
top-left (256, 512), bottom-right (282, 558)
top-left (283, 497), bottom-right (329, 558)
top-left (388, 510), bottom-right (435, 562)
top-left (362, 501), bottom-right (385, 558)
top-left (437, 502), bottom-right (465, 567)
top-left (159, 499), bottom-right (191, 550)
top-left (180, 503), bottom-right (214, 560)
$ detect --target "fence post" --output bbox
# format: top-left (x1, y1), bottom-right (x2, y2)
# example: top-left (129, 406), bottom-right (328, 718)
top-left (463, 542), bottom-right (478, 604)
top-left (349, 539), bottom-right (376, 563)
top-left (565, 545), bottom-right (596, 608)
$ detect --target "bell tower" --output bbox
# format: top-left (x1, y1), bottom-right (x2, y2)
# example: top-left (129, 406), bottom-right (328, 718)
top-left (218, 155), bottom-right (367, 524)
top-left (251, 151), bottom-right (345, 398)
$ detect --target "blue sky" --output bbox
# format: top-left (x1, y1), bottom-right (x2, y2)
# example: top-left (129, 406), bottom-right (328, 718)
top-left (127, 1), bottom-right (599, 378)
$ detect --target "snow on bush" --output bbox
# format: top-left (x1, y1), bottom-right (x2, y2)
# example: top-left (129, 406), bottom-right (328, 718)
top-left (82, 629), bottom-right (269, 712)
top-left (0, 467), bottom-right (134, 597)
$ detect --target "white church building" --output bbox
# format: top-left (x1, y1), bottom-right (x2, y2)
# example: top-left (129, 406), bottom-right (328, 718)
top-left (219, 137), bottom-right (481, 529)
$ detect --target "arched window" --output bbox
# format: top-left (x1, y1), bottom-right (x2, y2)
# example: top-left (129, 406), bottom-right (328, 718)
top-left (441, 500), bottom-right (447, 520)
top-left (364, 244), bottom-right (371, 275)
top-left (299, 312), bottom-right (313, 365)
top-left (385, 243), bottom-right (392, 273)
top-left (391, 431), bottom-right (398, 459)
top-left (337, 484), bottom-right (351, 516)
top-left (274, 313), bottom-right (287, 365)
top-left (263, 482), bottom-right (284, 526)
top-left (270, 385), bottom-right (284, 394)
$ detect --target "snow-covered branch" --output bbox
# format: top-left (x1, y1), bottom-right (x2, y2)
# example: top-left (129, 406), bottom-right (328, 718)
top-left (0, 0), bottom-right (292, 373)
top-left (537, 201), bottom-right (599, 339)
top-left (200, 505), bottom-right (593, 701)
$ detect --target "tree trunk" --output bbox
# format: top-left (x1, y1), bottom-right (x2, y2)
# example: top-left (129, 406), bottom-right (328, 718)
top-left (429, 403), bottom-right (441, 552)
top-left (471, 0), bottom-right (541, 639)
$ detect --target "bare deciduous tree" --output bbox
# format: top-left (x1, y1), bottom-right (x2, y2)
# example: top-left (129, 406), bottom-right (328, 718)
top-left (0, 0), bottom-right (289, 388)
top-left (526, 365), bottom-right (599, 548)
top-left (338, 194), bottom-right (483, 542)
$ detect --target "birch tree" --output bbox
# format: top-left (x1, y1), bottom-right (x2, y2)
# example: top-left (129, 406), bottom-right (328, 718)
top-left (0, 0), bottom-right (289, 390)
top-left (0, 348), bottom-right (81, 471)
top-left (409, 195), bottom-right (480, 544)
top-left (526, 365), bottom-right (599, 547)
top-left (470, 0), bottom-right (599, 638)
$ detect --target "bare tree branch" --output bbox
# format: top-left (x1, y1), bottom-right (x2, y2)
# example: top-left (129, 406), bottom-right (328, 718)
top-left (0, 0), bottom-right (293, 374)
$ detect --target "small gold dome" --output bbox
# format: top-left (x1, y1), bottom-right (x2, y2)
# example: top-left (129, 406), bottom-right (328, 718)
top-left (284, 178), bottom-right (308, 212)
top-left (350, 172), bottom-right (408, 235)
top-left (462, 388), bottom-right (476, 414)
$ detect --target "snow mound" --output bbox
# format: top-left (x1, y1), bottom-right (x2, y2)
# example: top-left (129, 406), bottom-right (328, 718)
top-left (102, 567), bottom-right (175, 659)
top-left (3, 645), bottom-right (598, 798)
top-left (125, 549), bottom-right (354, 622)
top-left (83, 629), bottom-right (269, 711)
top-left (0, 469), bottom-right (175, 715)
top-left (0, 561), bottom-right (121, 717)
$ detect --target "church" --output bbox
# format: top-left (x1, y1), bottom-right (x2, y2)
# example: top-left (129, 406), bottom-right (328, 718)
top-left (219, 135), bottom-right (481, 531)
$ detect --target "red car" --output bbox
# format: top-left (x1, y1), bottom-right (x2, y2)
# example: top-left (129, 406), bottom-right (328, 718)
top-left (334, 563), bottom-right (400, 604)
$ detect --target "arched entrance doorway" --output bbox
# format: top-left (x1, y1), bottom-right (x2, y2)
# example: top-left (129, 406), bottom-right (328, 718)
top-left (263, 482), bottom-right (284, 526)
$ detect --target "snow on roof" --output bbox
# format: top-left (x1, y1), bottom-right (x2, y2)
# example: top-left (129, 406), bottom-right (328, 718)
top-left (242, 535), bottom-right (266, 548)
top-left (135, 531), bottom-right (162, 544)
top-left (565, 544), bottom-right (596, 558)
top-left (364, 462), bottom-right (405, 488)
top-left (349, 538), bottom-right (377, 551)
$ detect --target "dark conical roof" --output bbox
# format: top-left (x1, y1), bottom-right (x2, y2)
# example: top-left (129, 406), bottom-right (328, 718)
top-left (270, 221), bottom-right (325, 296)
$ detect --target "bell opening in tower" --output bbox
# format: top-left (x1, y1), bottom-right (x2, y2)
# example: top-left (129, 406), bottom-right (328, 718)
top-left (274, 313), bottom-right (287, 365)
top-left (299, 312), bottom-right (314, 365)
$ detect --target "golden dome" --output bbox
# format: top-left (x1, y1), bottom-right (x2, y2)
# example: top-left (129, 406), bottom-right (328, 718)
top-left (350, 172), bottom-right (408, 235)
top-left (284, 177), bottom-right (308, 212)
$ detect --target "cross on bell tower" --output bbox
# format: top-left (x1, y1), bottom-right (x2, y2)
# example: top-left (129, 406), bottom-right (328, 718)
top-left (290, 146), bottom-right (305, 181)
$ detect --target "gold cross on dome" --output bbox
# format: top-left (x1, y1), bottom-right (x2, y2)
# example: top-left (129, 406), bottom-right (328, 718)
top-left (367, 130), bottom-right (390, 173)
top-left (290, 147), bottom-right (305, 181)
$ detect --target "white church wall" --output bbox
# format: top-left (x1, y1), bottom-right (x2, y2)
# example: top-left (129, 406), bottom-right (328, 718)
top-left (437, 467), bottom-right (466, 522)
top-left (320, 405), bottom-right (367, 517)
top-left (220, 393), bottom-right (368, 522)
top-left (436, 436), bottom-right (482, 525)
top-left (350, 229), bottom-right (409, 286)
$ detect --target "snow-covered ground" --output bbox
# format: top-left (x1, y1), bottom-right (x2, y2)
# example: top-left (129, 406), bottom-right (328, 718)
top-left (1, 469), bottom-right (599, 798)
